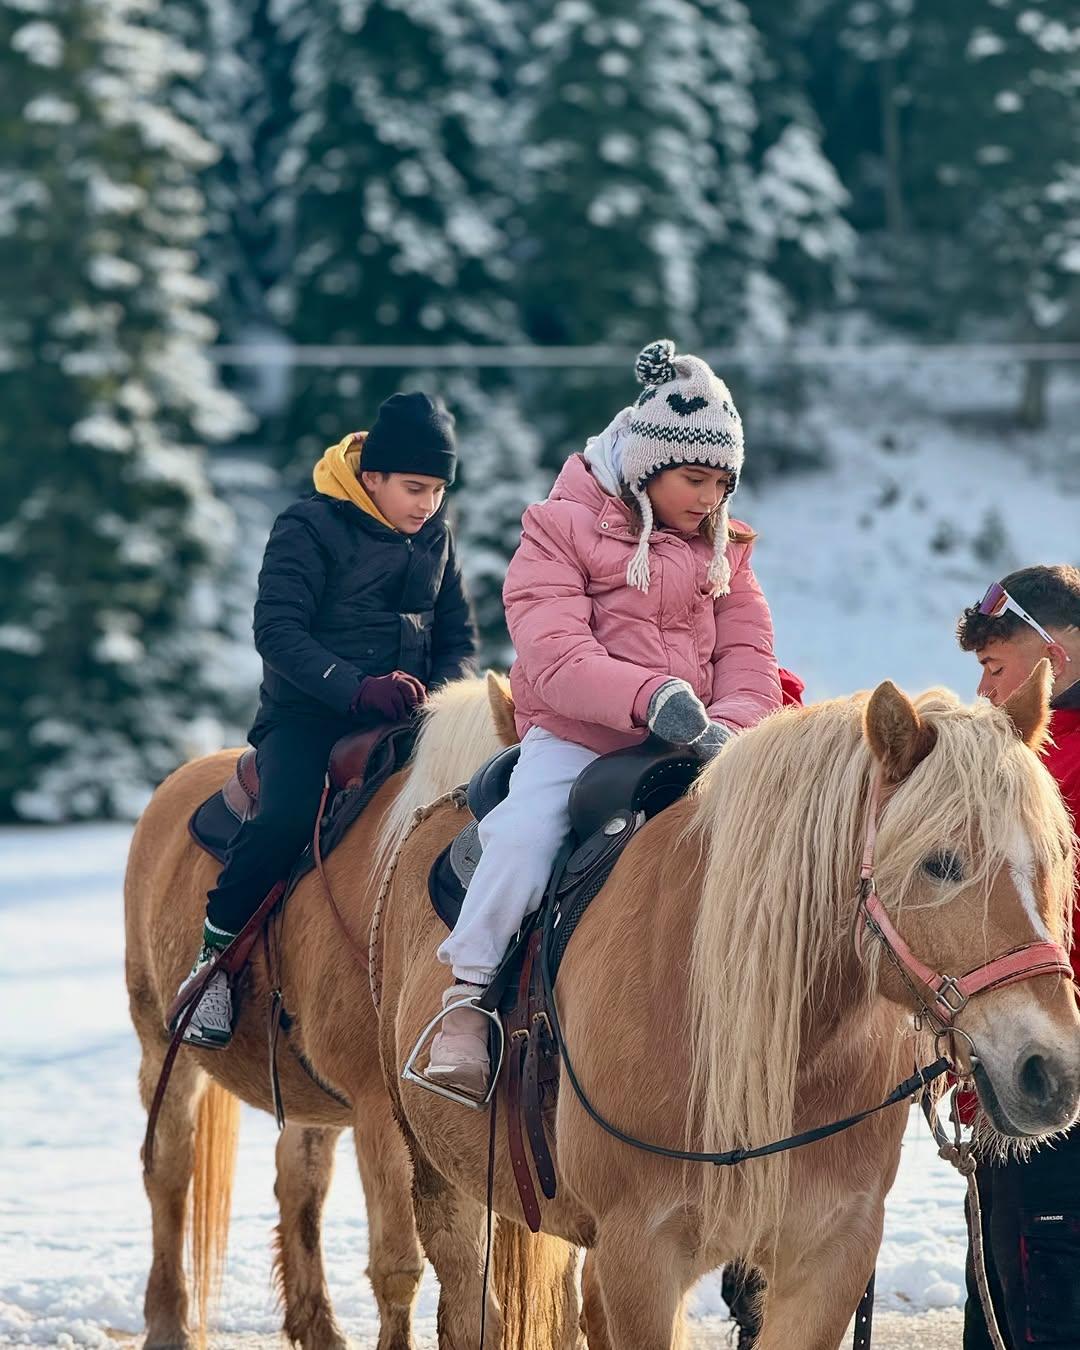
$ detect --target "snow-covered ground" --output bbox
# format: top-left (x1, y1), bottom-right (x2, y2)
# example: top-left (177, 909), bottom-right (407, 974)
top-left (0, 824), bottom-right (967, 1347)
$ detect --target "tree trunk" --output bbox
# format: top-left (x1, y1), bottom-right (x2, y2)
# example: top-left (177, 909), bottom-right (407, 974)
top-left (1017, 359), bottom-right (1049, 430)
top-left (880, 56), bottom-right (906, 237)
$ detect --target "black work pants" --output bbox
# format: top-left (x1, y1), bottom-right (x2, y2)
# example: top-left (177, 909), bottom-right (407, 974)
top-left (964, 1125), bottom-right (1080, 1349)
top-left (206, 717), bottom-right (351, 934)
top-left (723, 1262), bottom-right (765, 1346)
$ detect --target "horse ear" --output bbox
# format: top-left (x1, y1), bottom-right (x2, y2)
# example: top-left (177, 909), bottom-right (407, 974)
top-left (864, 680), bottom-right (937, 783)
top-left (1002, 658), bottom-right (1052, 750)
top-left (486, 670), bottom-right (519, 747)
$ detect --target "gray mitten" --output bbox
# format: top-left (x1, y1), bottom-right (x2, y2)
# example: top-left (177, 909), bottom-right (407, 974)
top-left (693, 721), bottom-right (731, 761)
top-left (646, 679), bottom-right (710, 747)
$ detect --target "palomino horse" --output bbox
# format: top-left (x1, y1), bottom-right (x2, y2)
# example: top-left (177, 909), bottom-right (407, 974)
top-left (369, 664), bottom-right (1080, 1349)
top-left (124, 675), bottom-right (581, 1350)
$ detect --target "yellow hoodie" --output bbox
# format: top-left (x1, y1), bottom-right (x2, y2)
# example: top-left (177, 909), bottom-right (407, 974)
top-left (312, 432), bottom-right (395, 529)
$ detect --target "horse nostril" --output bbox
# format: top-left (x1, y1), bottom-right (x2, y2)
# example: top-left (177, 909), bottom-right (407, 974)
top-left (1018, 1052), bottom-right (1054, 1106)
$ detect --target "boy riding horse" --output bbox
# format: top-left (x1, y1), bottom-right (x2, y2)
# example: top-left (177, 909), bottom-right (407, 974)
top-left (176, 391), bottom-right (477, 1047)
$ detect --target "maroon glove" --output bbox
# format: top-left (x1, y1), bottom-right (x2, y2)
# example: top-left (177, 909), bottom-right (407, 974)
top-left (350, 671), bottom-right (427, 721)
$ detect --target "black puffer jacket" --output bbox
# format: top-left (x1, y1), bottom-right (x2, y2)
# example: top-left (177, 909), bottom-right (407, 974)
top-left (250, 493), bottom-right (477, 737)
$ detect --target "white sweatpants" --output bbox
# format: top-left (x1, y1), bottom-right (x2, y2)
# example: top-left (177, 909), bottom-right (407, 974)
top-left (437, 726), bottom-right (600, 984)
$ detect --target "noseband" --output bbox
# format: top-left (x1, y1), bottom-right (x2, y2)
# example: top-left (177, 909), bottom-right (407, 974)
top-left (855, 772), bottom-right (1074, 1040)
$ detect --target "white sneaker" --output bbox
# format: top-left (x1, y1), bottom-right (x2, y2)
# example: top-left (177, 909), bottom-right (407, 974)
top-left (175, 944), bottom-right (233, 1049)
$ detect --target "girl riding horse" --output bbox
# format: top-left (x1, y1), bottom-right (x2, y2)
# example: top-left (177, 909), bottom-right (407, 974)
top-left (426, 339), bottom-right (784, 1094)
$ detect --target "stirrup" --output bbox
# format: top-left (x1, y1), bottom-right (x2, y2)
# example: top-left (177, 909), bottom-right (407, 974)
top-left (401, 995), bottom-right (506, 1110)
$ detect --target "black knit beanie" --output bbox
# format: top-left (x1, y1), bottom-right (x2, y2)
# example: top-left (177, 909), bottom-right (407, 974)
top-left (360, 392), bottom-right (457, 484)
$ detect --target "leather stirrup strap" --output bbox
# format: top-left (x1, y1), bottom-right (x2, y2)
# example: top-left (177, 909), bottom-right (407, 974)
top-left (264, 919), bottom-right (286, 1130)
top-left (522, 932), bottom-right (557, 1201)
top-left (506, 943), bottom-right (542, 1231)
top-left (145, 879), bottom-right (286, 1174)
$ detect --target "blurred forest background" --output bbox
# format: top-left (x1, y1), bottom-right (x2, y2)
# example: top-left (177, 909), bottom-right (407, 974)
top-left (1, 0), bottom-right (1078, 820)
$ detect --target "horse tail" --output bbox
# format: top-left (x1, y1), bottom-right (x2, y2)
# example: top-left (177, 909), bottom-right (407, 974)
top-left (492, 1220), bottom-right (580, 1350)
top-left (190, 1079), bottom-right (241, 1347)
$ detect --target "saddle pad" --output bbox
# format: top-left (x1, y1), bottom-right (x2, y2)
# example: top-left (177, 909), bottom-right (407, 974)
top-left (428, 837), bottom-right (468, 931)
top-left (188, 789), bottom-right (240, 864)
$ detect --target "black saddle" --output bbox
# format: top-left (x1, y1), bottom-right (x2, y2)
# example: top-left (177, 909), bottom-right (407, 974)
top-left (429, 737), bottom-right (703, 954)
top-left (467, 744), bottom-right (520, 821)
top-left (465, 737), bottom-right (701, 833)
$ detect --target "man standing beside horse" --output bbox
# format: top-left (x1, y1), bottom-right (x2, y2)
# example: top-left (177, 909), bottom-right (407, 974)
top-left (957, 563), bottom-right (1080, 1350)
top-left (725, 563), bottom-right (1080, 1350)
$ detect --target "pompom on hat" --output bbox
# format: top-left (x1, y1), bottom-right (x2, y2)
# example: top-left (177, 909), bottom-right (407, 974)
top-left (622, 339), bottom-right (745, 595)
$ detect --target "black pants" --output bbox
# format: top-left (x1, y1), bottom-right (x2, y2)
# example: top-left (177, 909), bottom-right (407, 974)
top-left (964, 1125), bottom-right (1080, 1349)
top-left (723, 1263), bottom-right (765, 1346)
top-left (206, 717), bottom-right (351, 934)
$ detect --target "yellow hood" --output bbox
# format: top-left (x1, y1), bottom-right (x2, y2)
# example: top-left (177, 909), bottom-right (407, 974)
top-left (313, 432), bottom-right (395, 529)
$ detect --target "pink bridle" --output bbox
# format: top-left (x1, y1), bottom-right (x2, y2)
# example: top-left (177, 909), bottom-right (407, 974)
top-left (855, 772), bottom-right (1074, 1033)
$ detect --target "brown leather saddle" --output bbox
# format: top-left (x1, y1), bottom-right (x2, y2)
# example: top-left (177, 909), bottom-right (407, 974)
top-left (189, 723), bottom-right (416, 863)
top-left (426, 738), bottom-right (704, 1230)
top-left (222, 729), bottom-right (397, 824)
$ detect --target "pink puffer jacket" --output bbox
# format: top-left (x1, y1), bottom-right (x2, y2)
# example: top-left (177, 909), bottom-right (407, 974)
top-left (505, 454), bottom-right (782, 755)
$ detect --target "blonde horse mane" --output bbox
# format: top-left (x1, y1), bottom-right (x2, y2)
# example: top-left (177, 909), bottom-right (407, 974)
top-left (685, 688), bottom-right (1074, 1253)
top-left (375, 671), bottom-right (516, 878)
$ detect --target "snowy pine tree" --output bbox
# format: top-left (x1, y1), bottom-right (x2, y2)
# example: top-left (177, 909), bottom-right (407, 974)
top-left (0, 0), bottom-right (250, 820)
top-left (694, 0), bottom-right (852, 478)
top-left (265, 0), bottom-right (538, 658)
top-left (902, 2), bottom-right (1080, 342)
top-left (157, 0), bottom-right (300, 426)
top-left (813, 0), bottom-right (1080, 352)
top-left (734, 0), bottom-right (855, 333)
top-left (517, 0), bottom-right (720, 350)
top-left (273, 0), bottom-right (522, 469)
top-left (513, 0), bottom-right (740, 465)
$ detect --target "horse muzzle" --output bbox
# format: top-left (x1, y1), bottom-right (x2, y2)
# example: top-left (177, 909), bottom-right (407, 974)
top-left (973, 1037), bottom-right (1080, 1138)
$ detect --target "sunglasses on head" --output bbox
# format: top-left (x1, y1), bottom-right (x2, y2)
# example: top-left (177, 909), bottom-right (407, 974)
top-left (977, 581), bottom-right (1058, 648)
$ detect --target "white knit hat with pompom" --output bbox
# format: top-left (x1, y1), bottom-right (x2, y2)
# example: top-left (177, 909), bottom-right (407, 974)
top-left (622, 339), bottom-right (744, 596)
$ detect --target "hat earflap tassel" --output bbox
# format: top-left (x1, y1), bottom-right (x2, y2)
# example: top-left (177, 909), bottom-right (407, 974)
top-left (625, 484), bottom-right (654, 593)
top-left (706, 503), bottom-right (732, 596)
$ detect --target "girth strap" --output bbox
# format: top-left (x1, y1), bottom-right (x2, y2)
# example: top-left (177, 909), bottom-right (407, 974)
top-left (852, 1273), bottom-right (875, 1350)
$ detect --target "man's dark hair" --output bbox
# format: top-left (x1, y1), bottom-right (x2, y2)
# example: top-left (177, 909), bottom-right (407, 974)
top-left (957, 564), bottom-right (1080, 651)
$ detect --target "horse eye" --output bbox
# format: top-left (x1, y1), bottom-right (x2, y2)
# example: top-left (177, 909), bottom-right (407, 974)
top-left (923, 851), bottom-right (964, 883)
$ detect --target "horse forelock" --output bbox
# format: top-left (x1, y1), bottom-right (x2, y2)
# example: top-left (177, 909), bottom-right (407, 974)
top-left (373, 674), bottom-right (508, 878)
top-left (682, 689), bottom-right (1073, 1253)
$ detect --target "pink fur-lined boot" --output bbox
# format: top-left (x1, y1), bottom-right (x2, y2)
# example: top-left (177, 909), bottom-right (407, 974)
top-left (426, 982), bottom-right (491, 1096)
